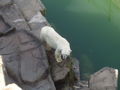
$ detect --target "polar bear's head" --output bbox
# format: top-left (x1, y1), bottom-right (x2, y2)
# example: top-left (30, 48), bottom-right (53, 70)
top-left (61, 48), bottom-right (72, 60)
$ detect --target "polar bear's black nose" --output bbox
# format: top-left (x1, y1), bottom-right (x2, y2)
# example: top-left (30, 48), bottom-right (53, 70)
top-left (66, 56), bottom-right (70, 60)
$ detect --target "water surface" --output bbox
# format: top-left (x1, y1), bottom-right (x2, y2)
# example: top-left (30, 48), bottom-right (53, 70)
top-left (42, 0), bottom-right (120, 89)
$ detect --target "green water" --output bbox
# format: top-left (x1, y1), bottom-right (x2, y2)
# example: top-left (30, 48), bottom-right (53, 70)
top-left (42, 0), bottom-right (120, 89)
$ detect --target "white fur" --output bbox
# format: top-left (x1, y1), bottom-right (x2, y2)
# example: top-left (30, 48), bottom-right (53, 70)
top-left (40, 26), bottom-right (72, 62)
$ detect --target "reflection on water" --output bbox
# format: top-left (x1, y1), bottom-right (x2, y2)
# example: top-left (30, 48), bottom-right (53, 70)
top-left (112, 0), bottom-right (120, 8)
top-left (80, 54), bottom-right (94, 80)
top-left (43, 0), bottom-right (120, 89)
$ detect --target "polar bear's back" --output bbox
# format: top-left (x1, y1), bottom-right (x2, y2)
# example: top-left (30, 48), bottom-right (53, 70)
top-left (41, 26), bottom-right (62, 39)
top-left (40, 26), bottom-right (69, 49)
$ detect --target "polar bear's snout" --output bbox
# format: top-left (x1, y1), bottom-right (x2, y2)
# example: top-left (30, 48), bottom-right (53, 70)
top-left (61, 54), bottom-right (70, 60)
top-left (61, 49), bottom-right (72, 60)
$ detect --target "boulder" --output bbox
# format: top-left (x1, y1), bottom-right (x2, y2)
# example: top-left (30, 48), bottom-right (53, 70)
top-left (13, 0), bottom-right (46, 21)
top-left (46, 50), bottom-right (70, 82)
top-left (0, 0), bottom-right (81, 90)
top-left (0, 4), bottom-right (30, 31)
top-left (89, 67), bottom-right (118, 90)
top-left (0, 30), bottom-right (56, 90)
top-left (80, 87), bottom-right (90, 90)
top-left (0, 0), bottom-right (12, 7)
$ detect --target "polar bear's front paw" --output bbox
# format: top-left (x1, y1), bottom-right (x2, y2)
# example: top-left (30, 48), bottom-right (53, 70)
top-left (61, 49), bottom-right (72, 60)
top-left (56, 57), bottom-right (63, 62)
top-left (55, 53), bottom-right (63, 62)
top-left (55, 49), bottom-right (63, 62)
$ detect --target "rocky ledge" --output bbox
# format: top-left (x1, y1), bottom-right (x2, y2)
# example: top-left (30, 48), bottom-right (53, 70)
top-left (0, 0), bottom-right (119, 90)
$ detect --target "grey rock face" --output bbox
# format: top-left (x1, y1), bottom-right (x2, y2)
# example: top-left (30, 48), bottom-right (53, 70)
top-left (75, 67), bottom-right (118, 90)
top-left (80, 87), bottom-right (90, 90)
top-left (0, 0), bottom-right (81, 90)
top-left (0, 1), bottom-right (57, 89)
top-left (0, 30), bottom-right (56, 90)
top-left (0, 0), bottom-right (12, 7)
top-left (72, 58), bottom-right (80, 82)
top-left (0, 0), bottom-right (119, 90)
top-left (46, 50), bottom-right (70, 82)
top-left (89, 67), bottom-right (118, 90)
top-left (47, 50), bottom-right (81, 90)
top-left (13, 0), bottom-right (45, 21)
top-left (0, 4), bottom-right (30, 31)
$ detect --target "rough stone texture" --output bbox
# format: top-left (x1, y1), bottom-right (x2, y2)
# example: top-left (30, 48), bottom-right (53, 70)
top-left (0, 0), bottom-right (12, 7)
top-left (0, 0), bottom-right (80, 90)
top-left (0, 29), bottom-right (56, 90)
top-left (89, 67), bottom-right (118, 90)
top-left (0, 15), bottom-right (15, 35)
top-left (46, 50), bottom-right (70, 82)
top-left (0, 1), bottom-right (57, 89)
top-left (0, 0), bottom-right (119, 90)
top-left (38, 0), bottom-right (46, 15)
top-left (0, 4), bottom-right (30, 31)
top-left (29, 16), bottom-right (49, 32)
top-left (0, 0), bottom-right (49, 32)
top-left (13, 0), bottom-right (49, 31)
top-left (80, 87), bottom-right (90, 90)
top-left (72, 58), bottom-right (80, 82)
top-left (13, 0), bottom-right (45, 21)
top-left (46, 50), bottom-right (81, 90)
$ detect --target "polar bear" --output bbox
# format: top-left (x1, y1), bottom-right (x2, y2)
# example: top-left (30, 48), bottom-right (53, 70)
top-left (40, 26), bottom-right (72, 62)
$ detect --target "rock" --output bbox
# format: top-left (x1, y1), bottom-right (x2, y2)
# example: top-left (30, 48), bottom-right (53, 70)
top-left (46, 50), bottom-right (80, 89)
top-left (80, 87), bottom-right (90, 90)
top-left (0, 15), bottom-right (15, 35)
top-left (72, 58), bottom-right (80, 82)
top-left (0, 1), bottom-right (56, 89)
top-left (89, 67), bottom-right (118, 90)
top-left (38, 0), bottom-right (46, 15)
top-left (79, 81), bottom-right (88, 88)
top-left (0, 4), bottom-right (30, 31)
top-left (0, 0), bottom-right (81, 90)
top-left (13, 0), bottom-right (46, 21)
top-left (46, 50), bottom-right (70, 82)
top-left (13, 0), bottom-right (49, 31)
top-left (28, 12), bottom-right (49, 31)
top-left (0, 0), bottom-right (12, 7)
top-left (0, 29), bottom-right (56, 90)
